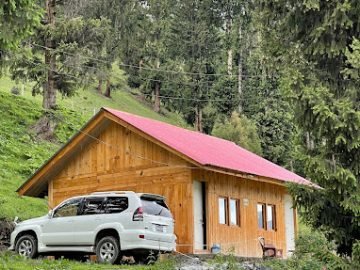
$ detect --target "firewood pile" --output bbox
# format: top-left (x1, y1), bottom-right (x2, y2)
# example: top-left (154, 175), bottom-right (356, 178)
top-left (0, 219), bottom-right (14, 251)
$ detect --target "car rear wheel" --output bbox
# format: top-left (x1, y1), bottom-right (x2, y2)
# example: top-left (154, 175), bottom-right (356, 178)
top-left (15, 235), bottom-right (38, 259)
top-left (96, 236), bottom-right (120, 264)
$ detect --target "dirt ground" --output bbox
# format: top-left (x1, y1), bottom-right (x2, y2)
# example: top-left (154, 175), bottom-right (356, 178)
top-left (172, 254), bottom-right (269, 270)
top-left (0, 219), bottom-right (14, 251)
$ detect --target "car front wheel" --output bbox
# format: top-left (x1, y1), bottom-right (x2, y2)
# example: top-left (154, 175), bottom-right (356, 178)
top-left (15, 235), bottom-right (38, 259)
top-left (96, 236), bottom-right (120, 264)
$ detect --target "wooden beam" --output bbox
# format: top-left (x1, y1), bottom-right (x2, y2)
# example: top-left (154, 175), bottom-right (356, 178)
top-left (202, 166), bottom-right (287, 187)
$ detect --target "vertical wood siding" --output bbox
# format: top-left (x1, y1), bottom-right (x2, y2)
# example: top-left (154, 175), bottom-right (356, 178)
top-left (50, 122), bottom-right (194, 253)
top-left (49, 120), bottom-right (290, 256)
top-left (193, 170), bottom-right (287, 257)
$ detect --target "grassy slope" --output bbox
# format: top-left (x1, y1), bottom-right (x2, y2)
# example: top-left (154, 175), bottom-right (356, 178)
top-left (0, 76), bottom-right (185, 126)
top-left (0, 76), bottom-right (186, 220)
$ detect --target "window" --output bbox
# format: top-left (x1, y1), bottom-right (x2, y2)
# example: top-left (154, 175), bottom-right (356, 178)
top-left (82, 197), bottom-right (105, 215)
top-left (141, 198), bottom-right (172, 218)
top-left (104, 197), bottom-right (128, 214)
top-left (53, 198), bottom-right (82, 218)
top-left (218, 197), bottom-right (228, 225)
top-left (257, 203), bottom-right (266, 229)
top-left (257, 203), bottom-right (277, 231)
top-left (266, 204), bottom-right (276, 230)
top-left (229, 199), bottom-right (240, 226)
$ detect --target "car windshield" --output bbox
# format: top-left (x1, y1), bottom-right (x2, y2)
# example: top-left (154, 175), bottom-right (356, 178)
top-left (141, 197), bottom-right (172, 218)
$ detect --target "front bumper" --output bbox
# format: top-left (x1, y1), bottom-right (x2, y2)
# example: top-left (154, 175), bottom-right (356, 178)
top-left (8, 230), bottom-right (16, 251)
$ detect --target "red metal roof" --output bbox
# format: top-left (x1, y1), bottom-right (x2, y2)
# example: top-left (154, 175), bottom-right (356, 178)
top-left (105, 108), bottom-right (314, 186)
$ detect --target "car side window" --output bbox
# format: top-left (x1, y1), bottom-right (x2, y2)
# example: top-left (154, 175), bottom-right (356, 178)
top-left (82, 197), bottom-right (105, 215)
top-left (104, 197), bottom-right (128, 214)
top-left (53, 198), bottom-right (82, 218)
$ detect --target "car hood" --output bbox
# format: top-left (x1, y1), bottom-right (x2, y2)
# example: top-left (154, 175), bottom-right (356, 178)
top-left (18, 215), bottom-right (48, 226)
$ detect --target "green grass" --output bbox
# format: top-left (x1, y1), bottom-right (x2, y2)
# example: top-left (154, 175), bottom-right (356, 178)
top-left (0, 74), bottom-right (186, 220)
top-left (0, 91), bottom-right (86, 219)
top-left (0, 76), bottom-right (186, 127)
top-left (0, 92), bottom-right (54, 219)
top-left (0, 252), bottom-right (176, 270)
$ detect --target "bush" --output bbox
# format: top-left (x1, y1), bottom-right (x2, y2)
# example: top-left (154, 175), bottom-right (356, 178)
top-left (352, 241), bottom-right (360, 268)
top-left (262, 231), bottom-right (356, 270)
top-left (212, 112), bottom-right (262, 155)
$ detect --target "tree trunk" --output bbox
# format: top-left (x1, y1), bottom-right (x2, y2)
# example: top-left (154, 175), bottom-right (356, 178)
top-left (153, 59), bottom-right (161, 112)
top-left (305, 131), bottom-right (311, 150)
top-left (104, 79), bottom-right (111, 97)
top-left (153, 81), bottom-right (160, 113)
top-left (305, 131), bottom-right (315, 150)
top-left (228, 49), bottom-right (233, 76)
top-left (194, 106), bottom-right (203, 132)
top-left (199, 108), bottom-right (202, 132)
top-left (226, 16), bottom-right (233, 75)
top-left (43, 0), bottom-right (56, 110)
top-left (97, 80), bottom-right (103, 93)
top-left (139, 59), bottom-right (144, 71)
top-left (238, 23), bottom-right (243, 113)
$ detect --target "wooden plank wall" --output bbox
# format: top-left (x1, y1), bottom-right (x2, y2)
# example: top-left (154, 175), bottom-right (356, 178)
top-left (50, 121), bottom-right (194, 253)
top-left (193, 170), bottom-right (287, 258)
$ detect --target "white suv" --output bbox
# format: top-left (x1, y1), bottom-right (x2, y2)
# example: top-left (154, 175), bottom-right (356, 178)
top-left (9, 191), bottom-right (176, 264)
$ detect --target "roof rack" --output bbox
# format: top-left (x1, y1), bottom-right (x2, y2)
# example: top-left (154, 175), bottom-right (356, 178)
top-left (90, 191), bottom-right (135, 195)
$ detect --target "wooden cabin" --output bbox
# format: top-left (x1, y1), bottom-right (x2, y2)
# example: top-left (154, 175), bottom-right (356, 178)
top-left (17, 108), bottom-right (315, 258)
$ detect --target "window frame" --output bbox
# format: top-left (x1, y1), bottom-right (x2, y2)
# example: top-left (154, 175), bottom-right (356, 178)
top-left (229, 198), bottom-right (240, 227)
top-left (218, 196), bottom-right (228, 225)
top-left (266, 204), bottom-right (277, 231)
top-left (257, 203), bottom-right (266, 230)
top-left (257, 203), bottom-right (277, 231)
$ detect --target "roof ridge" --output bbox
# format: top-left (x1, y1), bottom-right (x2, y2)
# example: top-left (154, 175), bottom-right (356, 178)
top-left (102, 107), bottom-right (239, 145)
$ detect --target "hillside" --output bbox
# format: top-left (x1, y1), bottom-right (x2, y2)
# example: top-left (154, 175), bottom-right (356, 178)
top-left (0, 76), bottom-right (186, 220)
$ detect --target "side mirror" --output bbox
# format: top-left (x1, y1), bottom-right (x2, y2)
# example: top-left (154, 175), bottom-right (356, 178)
top-left (48, 210), bottom-right (53, 218)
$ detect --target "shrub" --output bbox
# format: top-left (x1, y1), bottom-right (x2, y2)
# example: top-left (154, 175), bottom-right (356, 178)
top-left (262, 230), bottom-right (354, 270)
top-left (212, 112), bottom-right (262, 155)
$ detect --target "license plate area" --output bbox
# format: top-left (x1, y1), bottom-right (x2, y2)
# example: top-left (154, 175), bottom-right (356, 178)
top-left (154, 224), bottom-right (167, 233)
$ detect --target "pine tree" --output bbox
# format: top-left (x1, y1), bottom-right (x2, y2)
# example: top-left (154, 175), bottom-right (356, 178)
top-left (9, 1), bottom-right (111, 109)
top-left (135, 0), bottom-right (174, 112)
top-left (260, 0), bottom-right (360, 255)
top-left (169, 0), bottom-right (221, 131)
top-left (0, 0), bottom-right (41, 51)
